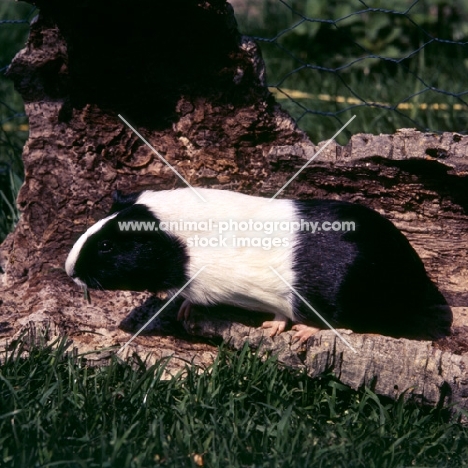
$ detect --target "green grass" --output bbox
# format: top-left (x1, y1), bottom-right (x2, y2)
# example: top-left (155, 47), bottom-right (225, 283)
top-left (1, 335), bottom-right (467, 467)
top-left (0, 164), bottom-right (21, 242)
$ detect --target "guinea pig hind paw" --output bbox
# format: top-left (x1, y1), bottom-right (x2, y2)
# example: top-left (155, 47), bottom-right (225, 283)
top-left (177, 299), bottom-right (192, 321)
top-left (291, 324), bottom-right (321, 343)
top-left (261, 319), bottom-right (288, 337)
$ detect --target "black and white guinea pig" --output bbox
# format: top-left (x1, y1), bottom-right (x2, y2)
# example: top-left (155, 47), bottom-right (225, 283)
top-left (65, 187), bottom-right (432, 341)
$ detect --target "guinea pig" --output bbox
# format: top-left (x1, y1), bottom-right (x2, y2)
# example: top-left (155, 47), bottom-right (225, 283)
top-left (65, 187), bottom-right (433, 341)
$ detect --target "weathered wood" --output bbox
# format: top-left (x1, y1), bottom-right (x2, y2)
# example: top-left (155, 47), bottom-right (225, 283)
top-left (182, 307), bottom-right (468, 409)
top-left (0, 0), bottom-right (467, 410)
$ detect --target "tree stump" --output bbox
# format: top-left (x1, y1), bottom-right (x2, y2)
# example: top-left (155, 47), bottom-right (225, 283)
top-left (1, 0), bottom-right (467, 411)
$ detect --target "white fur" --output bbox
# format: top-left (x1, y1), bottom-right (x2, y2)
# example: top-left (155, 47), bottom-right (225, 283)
top-left (66, 189), bottom-right (297, 320)
top-left (65, 213), bottom-right (118, 281)
top-left (136, 188), bottom-right (296, 319)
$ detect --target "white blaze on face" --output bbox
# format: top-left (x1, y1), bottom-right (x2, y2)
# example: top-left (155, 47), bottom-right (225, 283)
top-left (65, 213), bottom-right (118, 283)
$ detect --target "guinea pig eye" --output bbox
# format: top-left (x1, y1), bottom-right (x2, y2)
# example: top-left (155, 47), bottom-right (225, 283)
top-left (98, 240), bottom-right (114, 254)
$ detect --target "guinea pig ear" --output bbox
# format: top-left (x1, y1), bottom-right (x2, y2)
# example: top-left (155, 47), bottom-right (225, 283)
top-left (112, 190), bottom-right (124, 202)
top-left (109, 189), bottom-right (142, 214)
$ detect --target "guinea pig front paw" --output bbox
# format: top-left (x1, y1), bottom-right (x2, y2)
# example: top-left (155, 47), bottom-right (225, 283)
top-left (177, 299), bottom-right (193, 321)
top-left (291, 324), bottom-right (321, 343)
top-left (261, 317), bottom-right (288, 337)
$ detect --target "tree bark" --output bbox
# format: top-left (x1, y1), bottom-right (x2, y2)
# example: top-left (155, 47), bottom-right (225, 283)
top-left (0, 0), bottom-right (467, 411)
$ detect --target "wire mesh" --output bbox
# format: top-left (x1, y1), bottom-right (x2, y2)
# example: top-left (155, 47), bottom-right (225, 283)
top-left (2, 1), bottom-right (468, 147)
top-left (0, 2), bottom-right (33, 172)
top-left (0, 1), bottom-right (34, 240)
top-left (232, 0), bottom-right (468, 143)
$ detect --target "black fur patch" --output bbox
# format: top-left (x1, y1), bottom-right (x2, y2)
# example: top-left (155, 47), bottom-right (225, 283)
top-left (73, 204), bottom-right (188, 293)
top-left (109, 190), bottom-right (142, 214)
top-left (292, 200), bottom-right (430, 337)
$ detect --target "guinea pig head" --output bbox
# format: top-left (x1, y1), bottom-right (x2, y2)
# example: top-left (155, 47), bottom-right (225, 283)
top-left (65, 204), bottom-right (188, 293)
